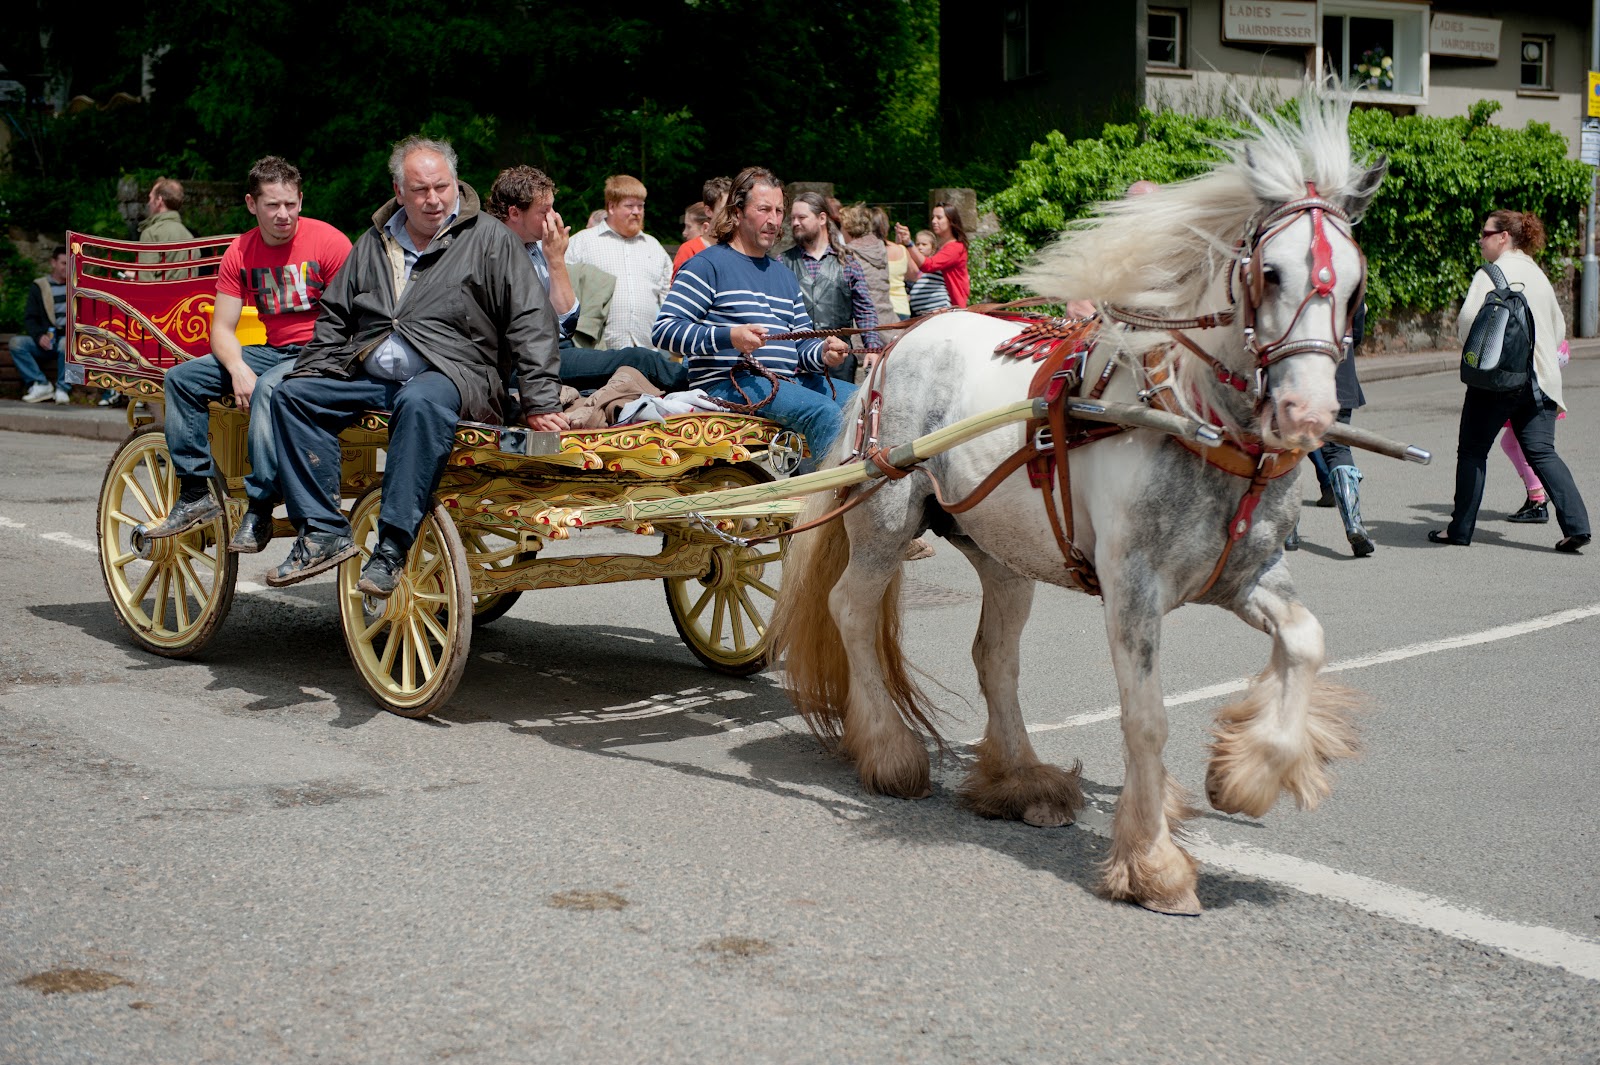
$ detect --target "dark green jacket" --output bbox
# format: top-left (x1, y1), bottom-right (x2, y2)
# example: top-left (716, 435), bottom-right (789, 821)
top-left (293, 181), bottom-right (561, 421)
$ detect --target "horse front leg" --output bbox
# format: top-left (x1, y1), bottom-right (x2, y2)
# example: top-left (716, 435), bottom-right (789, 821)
top-left (1206, 563), bottom-right (1362, 817)
top-left (1100, 572), bottom-right (1201, 915)
top-left (946, 536), bottom-right (1084, 827)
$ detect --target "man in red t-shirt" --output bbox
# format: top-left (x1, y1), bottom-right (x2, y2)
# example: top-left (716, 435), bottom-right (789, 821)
top-left (143, 156), bottom-right (352, 553)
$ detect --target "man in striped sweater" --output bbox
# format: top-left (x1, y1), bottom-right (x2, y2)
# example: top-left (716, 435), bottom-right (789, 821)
top-left (651, 167), bottom-right (854, 461)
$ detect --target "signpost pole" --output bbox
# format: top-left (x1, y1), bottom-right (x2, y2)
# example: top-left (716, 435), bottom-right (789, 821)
top-left (1581, 4), bottom-right (1600, 336)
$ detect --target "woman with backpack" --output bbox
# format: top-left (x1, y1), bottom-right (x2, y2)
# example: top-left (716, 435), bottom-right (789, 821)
top-left (1430, 210), bottom-right (1590, 552)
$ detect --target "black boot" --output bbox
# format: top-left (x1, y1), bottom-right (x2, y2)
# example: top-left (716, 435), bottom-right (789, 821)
top-left (1331, 465), bottom-right (1374, 557)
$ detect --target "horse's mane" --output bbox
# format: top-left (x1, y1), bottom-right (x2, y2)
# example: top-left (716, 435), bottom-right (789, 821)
top-left (1015, 89), bottom-right (1380, 319)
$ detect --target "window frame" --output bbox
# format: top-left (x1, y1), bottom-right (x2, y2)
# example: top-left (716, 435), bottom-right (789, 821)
top-left (1147, 7), bottom-right (1185, 70)
top-left (1519, 35), bottom-right (1554, 91)
top-left (1319, 0), bottom-right (1430, 104)
top-left (1002, 2), bottom-right (1038, 83)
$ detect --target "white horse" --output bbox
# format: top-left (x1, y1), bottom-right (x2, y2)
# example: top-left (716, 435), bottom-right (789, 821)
top-left (769, 93), bottom-right (1385, 914)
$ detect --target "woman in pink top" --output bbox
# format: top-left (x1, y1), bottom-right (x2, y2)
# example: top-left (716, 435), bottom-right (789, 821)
top-left (895, 202), bottom-right (970, 307)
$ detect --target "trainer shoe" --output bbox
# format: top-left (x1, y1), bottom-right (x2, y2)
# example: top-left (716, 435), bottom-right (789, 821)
top-left (356, 541), bottom-right (408, 598)
top-left (227, 509), bottom-right (275, 554)
top-left (264, 532), bottom-right (357, 587)
top-left (1506, 497), bottom-right (1549, 524)
top-left (53, 387), bottom-right (69, 404)
top-left (140, 491), bottom-right (223, 539)
top-left (21, 382), bottom-right (52, 403)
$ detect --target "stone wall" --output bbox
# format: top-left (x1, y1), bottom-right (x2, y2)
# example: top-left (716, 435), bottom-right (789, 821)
top-left (1366, 261), bottom-right (1577, 354)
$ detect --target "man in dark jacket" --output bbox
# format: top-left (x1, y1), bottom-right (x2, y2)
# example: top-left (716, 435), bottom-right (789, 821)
top-left (266, 136), bottom-right (568, 594)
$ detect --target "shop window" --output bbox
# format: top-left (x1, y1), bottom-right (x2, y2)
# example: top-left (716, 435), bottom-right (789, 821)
top-left (1520, 36), bottom-right (1553, 91)
top-left (1323, 3), bottom-right (1426, 98)
top-left (1148, 8), bottom-right (1185, 69)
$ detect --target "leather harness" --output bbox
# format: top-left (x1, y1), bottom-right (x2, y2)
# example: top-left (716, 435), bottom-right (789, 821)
top-left (831, 185), bottom-right (1361, 601)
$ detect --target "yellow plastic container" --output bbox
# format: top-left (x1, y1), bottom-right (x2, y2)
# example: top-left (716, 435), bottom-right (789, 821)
top-left (234, 305), bottom-right (268, 346)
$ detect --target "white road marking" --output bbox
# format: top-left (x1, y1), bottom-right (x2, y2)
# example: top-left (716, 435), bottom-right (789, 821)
top-left (235, 579), bottom-right (321, 610)
top-left (39, 530), bottom-right (98, 553)
top-left (1069, 804), bottom-right (1600, 982)
top-left (1024, 602), bottom-right (1600, 735)
top-left (0, 516), bottom-right (25, 529)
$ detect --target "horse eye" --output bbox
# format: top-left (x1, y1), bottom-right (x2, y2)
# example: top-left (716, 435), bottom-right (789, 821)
top-left (1261, 266), bottom-right (1281, 287)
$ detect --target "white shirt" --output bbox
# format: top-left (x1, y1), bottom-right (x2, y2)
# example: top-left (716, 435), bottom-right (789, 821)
top-left (1456, 248), bottom-right (1567, 411)
top-left (368, 198), bottom-right (459, 382)
top-left (565, 220), bottom-right (671, 349)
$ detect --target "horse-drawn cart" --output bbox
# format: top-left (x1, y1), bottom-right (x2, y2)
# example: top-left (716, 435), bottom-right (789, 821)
top-left (67, 231), bottom-right (801, 717)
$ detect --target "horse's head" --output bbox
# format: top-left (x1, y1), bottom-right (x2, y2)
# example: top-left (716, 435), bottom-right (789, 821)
top-left (1237, 158), bottom-right (1384, 450)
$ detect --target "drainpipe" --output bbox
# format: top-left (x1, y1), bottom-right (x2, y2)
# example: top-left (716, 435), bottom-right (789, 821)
top-left (1582, 0), bottom-right (1600, 336)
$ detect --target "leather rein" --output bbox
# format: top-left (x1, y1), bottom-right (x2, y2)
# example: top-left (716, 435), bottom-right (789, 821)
top-left (731, 189), bottom-right (1362, 602)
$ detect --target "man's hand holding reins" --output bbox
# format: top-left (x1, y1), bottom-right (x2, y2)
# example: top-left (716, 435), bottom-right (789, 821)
top-left (821, 336), bottom-right (849, 368)
top-left (730, 324), bottom-right (768, 354)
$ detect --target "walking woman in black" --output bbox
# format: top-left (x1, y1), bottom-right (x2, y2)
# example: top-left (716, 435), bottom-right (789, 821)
top-left (1430, 210), bottom-right (1590, 552)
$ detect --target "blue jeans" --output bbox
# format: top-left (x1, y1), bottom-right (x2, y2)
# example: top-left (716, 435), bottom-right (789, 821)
top-left (273, 369), bottom-right (461, 550)
top-left (702, 370), bottom-right (856, 459)
top-left (9, 335), bottom-right (66, 388)
top-left (558, 343), bottom-right (688, 393)
top-left (164, 345), bottom-right (298, 509)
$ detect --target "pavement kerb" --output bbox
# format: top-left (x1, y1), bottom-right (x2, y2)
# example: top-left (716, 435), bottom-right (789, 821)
top-left (1, 338), bottom-right (1595, 442)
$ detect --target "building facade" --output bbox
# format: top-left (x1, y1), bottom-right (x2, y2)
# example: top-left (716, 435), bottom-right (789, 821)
top-left (943, 0), bottom-right (1593, 165)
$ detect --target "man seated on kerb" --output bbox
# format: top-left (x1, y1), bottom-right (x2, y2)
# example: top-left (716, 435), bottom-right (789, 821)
top-left (139, 156), bottom-right (353, 554)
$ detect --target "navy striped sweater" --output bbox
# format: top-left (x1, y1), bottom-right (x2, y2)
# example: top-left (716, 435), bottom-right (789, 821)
top-left (651, 242), bottom-right (828, 389)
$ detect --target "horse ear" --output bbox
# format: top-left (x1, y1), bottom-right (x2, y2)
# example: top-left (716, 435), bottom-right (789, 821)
top-left (1344, 155), bottom-right (1388, 222)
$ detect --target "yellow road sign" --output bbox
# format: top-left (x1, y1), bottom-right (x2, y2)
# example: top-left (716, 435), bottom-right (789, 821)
top-left (1590, 71), bottom-right (1600, 118)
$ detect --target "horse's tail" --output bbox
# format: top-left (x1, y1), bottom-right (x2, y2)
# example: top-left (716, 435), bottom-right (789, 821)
top-left (769, 484), bottom-right (944, 751)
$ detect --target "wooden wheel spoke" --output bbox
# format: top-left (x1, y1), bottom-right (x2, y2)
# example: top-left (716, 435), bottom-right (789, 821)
top-left (109, 508), bottom-right (147, 531)
top-left (172, 565), bottom-right (193, 630)
top-left (121, 473), bottom-right (158, 522)
top-left (412, 550), bottom-right (443, 584)
top-left (736, 586), bottom-right (769, 636)
top-left (709, 592), bottom-right (726, 644)
top-left (744, 575), bottom-right (779, 601)
top-left (359, 608), bottom-right (391, 643)
top-left (378, 625), bottom-right (401, 674)
top-left (727, 590), bottom-right (747, 648)
top-left (131, 559), bottom-right (161, 604)
top-left (400, 621), bottom-right (418, 689)
top-left (419, 606), bottom-right (449, 646)
top-left (179, 540), bottom-right (219, 573)
top-left (413, 589), bottom-right (450, 606)
top-left (408, 616), bottom-right (437, 680)
top-left (109, 549), bottom-right (139, 568)
top-left (153, 565), bottom-right (173, 631)
top-left (685, 584), bottom-right (715, 625)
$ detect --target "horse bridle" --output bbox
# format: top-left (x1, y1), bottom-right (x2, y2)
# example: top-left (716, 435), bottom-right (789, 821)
top-left (1103, 182), bottom-right (1367, 405)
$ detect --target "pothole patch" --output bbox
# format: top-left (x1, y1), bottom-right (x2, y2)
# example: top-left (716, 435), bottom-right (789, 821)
top-left (548, 889), bottom-right (629, 911)
top-left (18, 968), bottom-right (133, 995)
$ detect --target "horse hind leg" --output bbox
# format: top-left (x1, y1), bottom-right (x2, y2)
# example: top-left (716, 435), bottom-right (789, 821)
top-left (1206, 569), bottom-right (1363, 818)
top-left (830, 502), bottom-right (937, 799)
top-left (948, 536), bottom-right (1084, 827)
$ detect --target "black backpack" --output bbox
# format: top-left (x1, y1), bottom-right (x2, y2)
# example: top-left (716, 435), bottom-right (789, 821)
top-left (1460, 262), bottom-right (1535, 392)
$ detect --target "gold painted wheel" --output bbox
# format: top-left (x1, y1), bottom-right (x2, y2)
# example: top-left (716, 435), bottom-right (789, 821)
top-left (97, 426), bottom-right (237, 657)
top-left (337, 487), bottom-right (472, 718)
top-left (662, 463), bottom-right (788, 677)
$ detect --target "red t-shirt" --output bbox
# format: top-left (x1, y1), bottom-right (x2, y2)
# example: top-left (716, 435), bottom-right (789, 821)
top-left (216, 216), bottom-right (353, 348)
top-left (672, 235), bottom-right (710, 279)
top-left (922, 240), bottom-right (969, 307)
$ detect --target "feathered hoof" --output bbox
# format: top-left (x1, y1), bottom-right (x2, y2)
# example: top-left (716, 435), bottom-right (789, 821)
top-left (1138, 888), bottom-right (1202, 917)
top-left (1204, 755), bottom-right (1280, 819)
top-left (959, 758), bottom-right (1084, 827)
top-left (854, 743), bottom-right (932, 800)
top-left (1100, 842), bottom-right (1200, 915)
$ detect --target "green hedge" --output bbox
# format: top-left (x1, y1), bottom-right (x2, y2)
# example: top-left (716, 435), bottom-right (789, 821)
top-left (970, 101), bottom-right (1593, 316)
